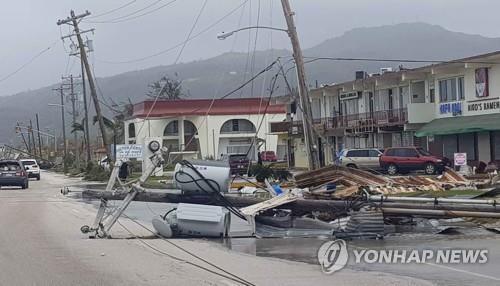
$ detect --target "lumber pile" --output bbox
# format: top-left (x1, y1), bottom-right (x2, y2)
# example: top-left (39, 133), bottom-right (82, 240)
top-left (296, 165), bottom-right (479, 197)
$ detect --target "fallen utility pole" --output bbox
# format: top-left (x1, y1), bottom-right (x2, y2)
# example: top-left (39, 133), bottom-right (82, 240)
top-left (280, 0), bottom-right (319, 170)
top-left (15, 122), bottom-right (29, 153)
top-left (81, 190), bottom-right (500, 218)
top-left (57, 10), bottom-right (112, 163)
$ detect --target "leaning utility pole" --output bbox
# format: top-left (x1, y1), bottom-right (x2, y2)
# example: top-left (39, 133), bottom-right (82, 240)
top-left (80, 58), bottom-right (91, 163)
top-left (57, 10), bottom-right (112, 162)
top-left (280, 0), bottom-right (320, 170)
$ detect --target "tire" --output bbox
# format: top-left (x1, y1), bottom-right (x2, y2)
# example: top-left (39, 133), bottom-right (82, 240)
top-left (386, 164), bottom-right (398, 175)
top-left (346, 164), bottom-right (358, 169)
top-left (21, 182), bottom-right (28, 189)
top-left (36, 174), bottom-right (40, 181)
top-left (424, 163), bottom-right (436, 175)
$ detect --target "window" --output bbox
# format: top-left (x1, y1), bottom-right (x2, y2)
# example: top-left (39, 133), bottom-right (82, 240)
top-left (346, 150), bottom-right (368, 157)
top-left (164, 121), bottom-right (179, 136)
top-left (404, 149), bottom-right (419, 157)
top-left (493, 131), bottom-right (500, 160)
top-left (430, 88), bottom-right (435, 103)
top-left (458, 77), bottom-right (465, 100)
top-left (439, 77), bottom-right (464, 102)
top-left (368, 150), bottom-right (380, 157)
top-left (232, 119), bottom-right (239, 131)
top-left (128, 123), bottom-right (136, 138)
top-left (458, 133), bottom-right (476, 161)
top-left (393, 149), bottom-right (406, 157)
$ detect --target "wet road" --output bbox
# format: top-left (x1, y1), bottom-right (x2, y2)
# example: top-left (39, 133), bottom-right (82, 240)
top-left (1, 171), bottom-right (431, 286)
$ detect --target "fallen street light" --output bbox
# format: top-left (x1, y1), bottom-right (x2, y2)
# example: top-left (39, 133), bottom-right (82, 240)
top-left (217, 26), bottom-right (288, 40)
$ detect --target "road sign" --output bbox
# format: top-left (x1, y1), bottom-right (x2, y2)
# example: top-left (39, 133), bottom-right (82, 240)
top-left (116, 144), bottom-right (143, 159)
top-left (454, 153), bottom-right (467, 166)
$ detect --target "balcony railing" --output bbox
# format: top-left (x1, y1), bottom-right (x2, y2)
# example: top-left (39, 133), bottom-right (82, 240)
top-left (326, 108), bottom-right (407, 129)
top-left (269, 108), bottom-right (408, 135)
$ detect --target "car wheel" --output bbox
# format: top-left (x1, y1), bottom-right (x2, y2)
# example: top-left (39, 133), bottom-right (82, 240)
top-left (36, 175), bottom-right (40, 181)
top-left (386, 164), bottom-right (398, 175)
top-left (424, 163), bottom-right (436, 175)
top-left (346, 163), bottom-right (357, 169)
top-left (21, 182), bottom-right (27, 189)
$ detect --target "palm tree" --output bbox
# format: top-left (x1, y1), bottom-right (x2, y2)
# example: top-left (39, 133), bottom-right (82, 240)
top-left (71, 118), bottom-right (87, 159)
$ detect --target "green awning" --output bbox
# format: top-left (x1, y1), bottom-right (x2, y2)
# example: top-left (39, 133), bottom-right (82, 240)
top-left (415, 113), bottom-right (500, 137)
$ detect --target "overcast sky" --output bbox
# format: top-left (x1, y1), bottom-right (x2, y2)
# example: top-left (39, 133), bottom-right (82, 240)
top-left (1, 0), bottom-right (500, 96)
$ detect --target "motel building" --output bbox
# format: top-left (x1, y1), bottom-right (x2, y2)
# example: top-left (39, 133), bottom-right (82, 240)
top-left (124, 98), bottom-right (287, 162)
top-left (274, 51), bottom-right (500, 169)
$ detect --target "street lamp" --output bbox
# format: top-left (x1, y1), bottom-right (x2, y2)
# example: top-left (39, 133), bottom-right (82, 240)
top-left (217, 26), bottom-right (288, 40)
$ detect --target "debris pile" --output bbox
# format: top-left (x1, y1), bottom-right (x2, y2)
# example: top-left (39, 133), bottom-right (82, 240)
top-left (296, 165), bottom-right (480, 198)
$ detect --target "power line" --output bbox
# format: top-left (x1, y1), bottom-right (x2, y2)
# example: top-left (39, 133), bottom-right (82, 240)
top-left (85, 0), bottom-right (177, 24)
top-left (86, 0), bottom-right (138, 19)
top-left (117, 215), bottom-right (255, 286)
top-left (0, 41), bottom-right (57, 83)
top-left (302, 56), bottom-right (500, 65)
top-left (96, 0), bottom-right (249, 64)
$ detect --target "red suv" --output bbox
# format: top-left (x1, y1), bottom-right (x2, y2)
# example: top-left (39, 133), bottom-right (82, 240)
top-left (379, 147), bottom-right (445, 175)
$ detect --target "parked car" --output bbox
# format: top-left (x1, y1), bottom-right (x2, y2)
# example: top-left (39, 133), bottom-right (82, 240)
top-left (20, 159), bottom-right (41, 180)
top-left (260, 151), bottom-right (278, 162)
top-left (222, 154), bottom-right (250, 175)
top-left (379, 147), bottom-right (445, 175)
top-left (337, 148), bottom-right (383, 170)
top-left (0, 160), bottom-right (29, 189)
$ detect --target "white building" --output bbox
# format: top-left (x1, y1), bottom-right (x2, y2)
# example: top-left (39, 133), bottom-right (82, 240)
top-left (275, 51), bottom-right (500, 169)
top-left (124, 98), bottom-right (287, 161)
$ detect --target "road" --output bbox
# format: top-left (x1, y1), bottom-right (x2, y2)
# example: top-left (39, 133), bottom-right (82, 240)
top-left (0, 171), bottom-right (433, 286)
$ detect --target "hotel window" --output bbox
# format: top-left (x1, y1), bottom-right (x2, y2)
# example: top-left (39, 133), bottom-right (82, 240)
top-left (438, 77), bottom-right (464, 102)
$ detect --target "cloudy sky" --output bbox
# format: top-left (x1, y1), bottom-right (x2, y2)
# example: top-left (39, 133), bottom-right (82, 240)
top-left (1, 0), bottom-right (499, 96)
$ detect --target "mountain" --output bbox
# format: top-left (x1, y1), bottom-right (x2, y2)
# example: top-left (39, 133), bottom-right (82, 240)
top-left (2, 22), bottom-right (500, 144)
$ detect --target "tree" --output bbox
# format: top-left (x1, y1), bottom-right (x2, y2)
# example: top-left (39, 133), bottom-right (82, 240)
top-left (146, 74), bottom-right (184, 100)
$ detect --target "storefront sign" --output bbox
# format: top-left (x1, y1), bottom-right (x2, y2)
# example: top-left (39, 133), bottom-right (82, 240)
top-left (475, 68), bottom-right (489, 98)
top-left (340, 92), bottom-right (359, 100)
top-left (439, 102), bottom-right (462, 116)
top-left (454, 153), bottom-right (467, 166)
top-left (467, 98), bottom-right (500, 112)
top-left (116, 144), bottom-right (143, 159)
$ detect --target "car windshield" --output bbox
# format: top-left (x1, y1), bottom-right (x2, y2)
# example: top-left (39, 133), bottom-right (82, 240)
top-left (22, 160), bottom-right (36, 166)
top-left (417, 148), bottom-right (432, 156)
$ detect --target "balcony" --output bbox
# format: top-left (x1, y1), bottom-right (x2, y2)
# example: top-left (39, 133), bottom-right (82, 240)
top-left (326, 108), bottom-right (407, 130)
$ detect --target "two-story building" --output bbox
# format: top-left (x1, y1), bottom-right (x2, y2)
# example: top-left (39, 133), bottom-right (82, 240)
top-left (274, 51), bottom-right (500, 169)
top-left (124, 98), bottom-right (287, 162)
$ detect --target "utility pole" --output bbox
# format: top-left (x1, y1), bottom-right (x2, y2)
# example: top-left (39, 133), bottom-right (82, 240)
top-left (29, 120), bottom-right (37, 157)
top-left (35, 114), bottom-right (42, 158)
top-left (280, 0), bottom-right (320, 170)
top-left (57, 11), bottom-right (112, 163)
top-left (80, 58), bottom-right (91, 163)
top-left (15, 122), bottom-right (29, 152)
top-left (62, 74), bottom-right (80, 167)
top-left (53, 86), bottom-right (68, 172)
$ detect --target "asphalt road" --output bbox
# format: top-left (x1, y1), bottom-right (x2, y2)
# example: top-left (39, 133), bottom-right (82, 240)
top-left (0, 171), bottom-right (435, 286)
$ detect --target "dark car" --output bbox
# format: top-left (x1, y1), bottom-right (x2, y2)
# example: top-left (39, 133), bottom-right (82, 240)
top-left (223, 154), bottom-right (250, 175)
top-left (379, 147), bottom-right (445, 175)
top-left (0, 160), bottom-right (29, 189)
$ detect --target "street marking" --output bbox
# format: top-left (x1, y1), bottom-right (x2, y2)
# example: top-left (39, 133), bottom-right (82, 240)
top-left (424, 262), bottom-right (500, 282)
